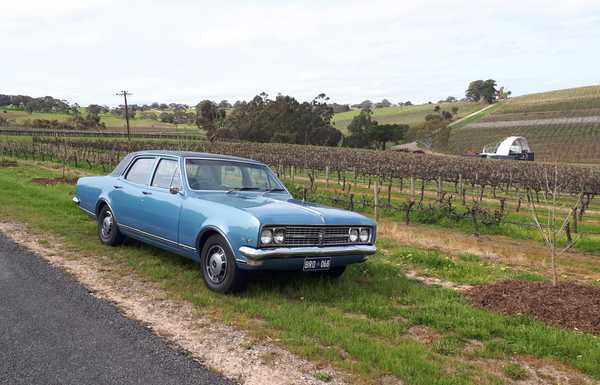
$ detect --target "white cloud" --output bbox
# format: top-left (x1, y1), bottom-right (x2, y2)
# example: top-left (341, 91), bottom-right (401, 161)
top-left (1, 0), bottom-right (599, 105)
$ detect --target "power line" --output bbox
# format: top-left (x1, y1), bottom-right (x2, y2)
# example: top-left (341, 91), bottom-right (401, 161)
top-left (116, 90), bottom-right (133, 141)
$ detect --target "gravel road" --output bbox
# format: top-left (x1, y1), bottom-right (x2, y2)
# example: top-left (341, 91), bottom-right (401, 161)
top-left (0, 233), bottom-right (234, 385)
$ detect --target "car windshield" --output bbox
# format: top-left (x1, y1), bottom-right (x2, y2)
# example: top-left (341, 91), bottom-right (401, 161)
top-left (185, 159), bottom-right (284, 191)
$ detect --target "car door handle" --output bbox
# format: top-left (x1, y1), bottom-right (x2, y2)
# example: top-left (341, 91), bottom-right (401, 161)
top-left (113, 185), bottom-right (123, 189)
top-left (142, 191), bottom-right (152, 195)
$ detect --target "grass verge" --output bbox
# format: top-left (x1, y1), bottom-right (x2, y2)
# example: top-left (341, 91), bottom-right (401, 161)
top-left (1, 163), bottom-right (599, 384)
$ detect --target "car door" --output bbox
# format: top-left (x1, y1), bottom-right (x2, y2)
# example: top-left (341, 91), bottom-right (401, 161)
top-left (138, 157), bottom-right (183, 246)
top-left (110, 156), bottom-right (157, 229)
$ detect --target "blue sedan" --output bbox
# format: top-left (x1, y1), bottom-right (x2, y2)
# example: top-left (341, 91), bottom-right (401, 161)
top-left (73, 150), bottom-right (377, 293)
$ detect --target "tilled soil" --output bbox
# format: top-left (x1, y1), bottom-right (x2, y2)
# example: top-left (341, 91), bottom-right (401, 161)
top-left (466, 280), bottom-right (600, 335)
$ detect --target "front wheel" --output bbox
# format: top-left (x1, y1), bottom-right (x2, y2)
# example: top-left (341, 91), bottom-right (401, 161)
top-left (97, 206), bottom-right (124, 246)
top-left (200, 235), bottom-right (247, 293)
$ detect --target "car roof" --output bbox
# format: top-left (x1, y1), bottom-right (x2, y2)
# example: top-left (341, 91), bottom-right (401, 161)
top-left (128, 150), bottom-right (263, 164)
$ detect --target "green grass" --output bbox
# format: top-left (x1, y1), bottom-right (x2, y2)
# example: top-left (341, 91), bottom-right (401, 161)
top-left (503, 363), bottom-right (529, 381)
top-left (377, 240), bottom-right (546, 286)
top-left (1, 162), bottom-right (600, 384)
top-left (333, 102), bottom-right (486, 132)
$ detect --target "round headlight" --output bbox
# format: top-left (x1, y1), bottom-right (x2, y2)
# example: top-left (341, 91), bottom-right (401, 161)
top-left (260, 229), bottom-right (273, 244)
top-left (359, 228), bottom-right (370, 242)
top-left (349, 228), bottom-right (359, 242)
top-left (273, 229), bottom-right (285, 244)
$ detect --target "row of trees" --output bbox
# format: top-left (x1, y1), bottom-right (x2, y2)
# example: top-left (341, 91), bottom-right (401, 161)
top-left (0, 95), bottom-right (72, 114)
top-left (194, 93), bottom-right (342, 146)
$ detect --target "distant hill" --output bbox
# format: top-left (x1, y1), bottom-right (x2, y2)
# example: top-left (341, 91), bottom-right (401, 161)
top-left (332, 101), bottom-right (486, 133)
top-left (0, 106), bottom-right (198, 134)
top-left (442, 85), bottom-right (600, 164)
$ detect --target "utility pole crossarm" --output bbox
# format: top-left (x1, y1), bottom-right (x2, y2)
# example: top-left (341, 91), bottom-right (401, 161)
top-left (116, 90), bottom-right (133, 141)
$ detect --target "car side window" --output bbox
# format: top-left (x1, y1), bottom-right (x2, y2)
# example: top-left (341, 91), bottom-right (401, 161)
top-left (152, 159), bottom-right (181, 189)
top-left (125, 158), bottom-right (155, 185)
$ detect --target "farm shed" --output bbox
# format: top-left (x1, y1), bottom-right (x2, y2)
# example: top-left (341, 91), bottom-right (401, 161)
top-left (480, 136), bottom-right (534, 161)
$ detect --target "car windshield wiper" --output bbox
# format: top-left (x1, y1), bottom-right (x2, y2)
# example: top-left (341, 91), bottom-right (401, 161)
top-left (226, 187), bottom-right (261, 194)
top-left (264, 188), bottom-right (286, 193)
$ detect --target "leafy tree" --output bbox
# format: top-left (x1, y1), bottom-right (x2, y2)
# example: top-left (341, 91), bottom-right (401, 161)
top-left (195, 100), bottom-right (223, 137)
top-left (445, 96), bottom-right (457, 102)
top-left (352, 100), bottom-right (373, 110)
top-left (221, 93), bottom-right (341, 146)
top-left (159, 112), bottom-right (174, 123)
top-left (369, 124), bottom-right (407, 150)
top-left (344, 109), bottom-right (406, 149)
top-left (0, 95), bottom-right (11, 106)
top-left (328, 103), bottom-right (350, 113)
top-left (345, 109), bottom-right (377, 147)
top-left (87, 104), bottom-right (103, 116)
top-left (375, 99), bottom-right (392, 108)
top-left (497, 86), bottom-right (512, 100)
top-left (466, 79), bottom-right (498, 103)
top-left (218, 100), bottom-right (232, 109)
top-left (139, 111), bottom-right (159, 120)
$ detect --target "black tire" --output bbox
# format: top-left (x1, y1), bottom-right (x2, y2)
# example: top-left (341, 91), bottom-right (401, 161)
top-left (200, 234), bottom-right (247, 293)
top-left (322, 266), bottom-right (346, 278)
top-left (97, 205), bottom-right (124, 246)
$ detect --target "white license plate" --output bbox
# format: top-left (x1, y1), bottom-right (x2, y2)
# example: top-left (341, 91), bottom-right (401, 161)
top-left (303, 257), bottom-right (331, 271)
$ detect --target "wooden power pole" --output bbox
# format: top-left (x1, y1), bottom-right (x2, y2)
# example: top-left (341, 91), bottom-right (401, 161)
top-left (116, 90), bottom-right (132, 140)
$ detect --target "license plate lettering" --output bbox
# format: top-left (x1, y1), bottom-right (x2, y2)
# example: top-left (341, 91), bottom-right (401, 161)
top-left (303, 257), bottom-right (331, 271)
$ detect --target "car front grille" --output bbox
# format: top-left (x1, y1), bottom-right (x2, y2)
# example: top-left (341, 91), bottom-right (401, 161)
top-left (266, 226), bottom-right (370, 247)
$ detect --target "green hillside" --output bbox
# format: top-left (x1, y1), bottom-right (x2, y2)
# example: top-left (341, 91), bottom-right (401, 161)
top-left (333, 101), bottom-right (486, 132)
top-left (0, 107), bottom-right (197, 133)
top-left (444, 85), bottom-right (600, 164)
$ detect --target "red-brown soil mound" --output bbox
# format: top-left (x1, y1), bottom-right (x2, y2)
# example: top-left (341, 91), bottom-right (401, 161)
top-left (466, 280), bottom-right (600, 335)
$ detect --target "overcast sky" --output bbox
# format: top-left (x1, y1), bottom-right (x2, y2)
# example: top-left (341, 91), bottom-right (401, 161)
top-left (2, 0), bottom-right (599, 106)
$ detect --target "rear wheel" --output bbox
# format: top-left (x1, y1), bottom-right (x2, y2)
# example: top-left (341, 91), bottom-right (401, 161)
top-left (97, 205), bottom-right (124, 246)
top-left (200, 234), bottom-right (247, 293)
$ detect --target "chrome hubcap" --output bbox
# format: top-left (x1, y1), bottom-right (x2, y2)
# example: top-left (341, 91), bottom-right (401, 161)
top-left (206, 245), bottom-right (227, 284)
top-left (101, 212), bottom-right (113, 239)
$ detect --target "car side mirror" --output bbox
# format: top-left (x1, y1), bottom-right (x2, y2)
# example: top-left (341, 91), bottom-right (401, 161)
top-left (169, 186), bottom-right (180, 195)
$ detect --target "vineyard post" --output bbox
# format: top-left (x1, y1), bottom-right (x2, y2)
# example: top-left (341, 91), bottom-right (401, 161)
top-left (374, 180), bottom-right (379, 221)
top-left (410, 176), bottom-right (415, 198)
top-left (437, 176), bottom-right (442, 201)
top-left (458, 174), bottom-right (463, 198)
top-left (325, 166), bottom-right (329, 187)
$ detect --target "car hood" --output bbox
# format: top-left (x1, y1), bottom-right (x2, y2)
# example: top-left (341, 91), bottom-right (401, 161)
top-left (192, 192), bottom-right (374, 226)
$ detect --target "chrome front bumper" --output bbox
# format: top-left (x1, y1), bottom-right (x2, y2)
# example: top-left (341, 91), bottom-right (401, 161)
top-left (239, 244), bottom-right (377, 261)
